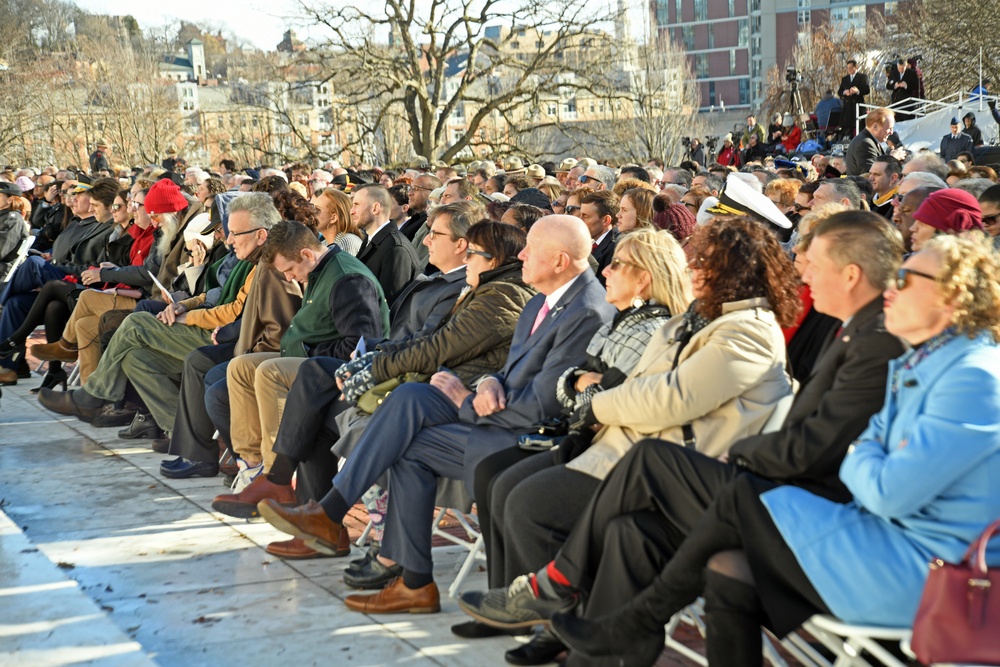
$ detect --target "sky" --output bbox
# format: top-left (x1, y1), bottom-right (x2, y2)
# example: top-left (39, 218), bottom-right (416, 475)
top-left (72, 0), bottom-right (650, 51)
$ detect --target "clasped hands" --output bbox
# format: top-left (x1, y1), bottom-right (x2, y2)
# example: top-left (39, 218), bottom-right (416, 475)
top-left (431, 372), bottom-right (506, 415)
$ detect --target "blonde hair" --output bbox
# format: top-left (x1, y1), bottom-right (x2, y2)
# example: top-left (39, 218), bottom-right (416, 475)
top-left (315, 188), bottom-right (358, 237)
top-left (614, 228), bottom-right (693, 316)
top-left (765, 178), bottom-right (802, 208)
top-left (923, 234), bottom-right (1000, 342)
top-left (612, 177), bottom-right (656, 198)
top-left (621, 188), bottom-right (655, 229)
top-left (537, 182), bottom-right (565, 201)
top-left (795, 202), bottom-right (850, 254)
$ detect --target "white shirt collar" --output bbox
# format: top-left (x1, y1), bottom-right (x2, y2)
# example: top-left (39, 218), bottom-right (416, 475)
top-left (544, 272), bottom-right (583, 310)
top-left (594, 229), bottom-right (611, 246)
top-left (367, 219), bottom-right (391, 239)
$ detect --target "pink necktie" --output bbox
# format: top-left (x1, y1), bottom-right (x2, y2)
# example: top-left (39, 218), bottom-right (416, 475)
top-left (530, 301), bottom-right (551, 335)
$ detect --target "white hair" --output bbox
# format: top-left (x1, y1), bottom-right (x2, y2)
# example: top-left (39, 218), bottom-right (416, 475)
top-left (259, 168), bottom-right (288, 181)
top-left (901, 172), bottom-right (948, 189)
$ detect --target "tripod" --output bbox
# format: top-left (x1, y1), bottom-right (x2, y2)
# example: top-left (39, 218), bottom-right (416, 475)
top-left (789, 80), bottom-right (810, 139)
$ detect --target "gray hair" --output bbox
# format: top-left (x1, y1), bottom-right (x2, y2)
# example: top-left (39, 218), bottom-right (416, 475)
top-left (227, 192), bottom-right (281, 230)
top-left (587, 165), bottom-right (616, 189)
top-left (905, 151), bottom-right (949, 180)
top-left (155, 212), bottom-right (181, 258)
top-left (953, 178), bottom-right (996, 200)
top-left (821, 178), bottom-right (862, 209)
top-left (901, 171), bottom-right (948, 190)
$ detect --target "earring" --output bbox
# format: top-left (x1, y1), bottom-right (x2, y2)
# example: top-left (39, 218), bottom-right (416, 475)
top-left (630, 295), bottom-right (645, 309)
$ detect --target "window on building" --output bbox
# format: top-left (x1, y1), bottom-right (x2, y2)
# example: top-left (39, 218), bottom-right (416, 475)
top-left (709, 81), bottom-right (716, 106)
top-left (656, 0), bottom-right (669, 25)
top-left (694, 0), bottom-right (707, 21)
top-left (707, 23), bottom-right (714, 49)
top-left (695, 54), bottom-right (708, 79)
top-left (738, 19), bottom-right (749, 46)
top-left (548, 102), bottom-right (557, 115)
top-left (730, 49), bottom-right (737, 75)
top-left (884, 0), bottom-right (897, 14)
top-left (729, 0), bottom-right (735, 16)
top-left (589, 101), bottom-right (596, 113)
top-left (739, 78), bottom-right (751, 105)
top-left (217, 116), bottom-right (224, 129)
top-left (299, 113), bottom-right (308, 125)
top-left (682, 26), bottom-right (695, 51)
top-left (536, 39), bottom-right (544, 48)
top-left (675, 0), bottom-right (682, 22)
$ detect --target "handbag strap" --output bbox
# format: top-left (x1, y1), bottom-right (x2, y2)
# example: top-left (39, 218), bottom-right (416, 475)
top-left (962, 517), bottom-right (1000, 576)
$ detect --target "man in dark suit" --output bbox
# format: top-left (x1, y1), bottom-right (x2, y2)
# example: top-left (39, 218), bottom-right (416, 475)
top-left (838, 59), bottom-right (870, 139)
top-left (398, 174), bottom-right (441, 241)
top-left (846, 107), bottom-right (895, 176)
top-left (456, 212), bottom-right (906, 656)
top-left (352, 184), bottom-right (421, 306)
top-left (259, 215), bottom-right (616, 612)
top-left (579, 190), bottom-right (618, 285)
top-left (886, 58), bottom-right (920, 121)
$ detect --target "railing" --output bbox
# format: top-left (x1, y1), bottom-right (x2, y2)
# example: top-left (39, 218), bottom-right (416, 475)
top-left (855, 90), bottom-right (1000, 135)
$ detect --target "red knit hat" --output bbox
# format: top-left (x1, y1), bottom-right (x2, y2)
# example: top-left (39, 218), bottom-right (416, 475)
top-left (652, 195), bottom-right (697, 242)
top-left (145, 179), bottom-right (189, 215)
top-left (913, 188), bottom-right (984, 234)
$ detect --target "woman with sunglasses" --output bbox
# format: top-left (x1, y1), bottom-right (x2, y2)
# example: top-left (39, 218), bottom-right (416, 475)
top-left (550, 234), bottom-right (1000, 667)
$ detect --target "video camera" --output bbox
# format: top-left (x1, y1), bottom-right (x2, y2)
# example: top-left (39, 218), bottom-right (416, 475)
top-left (785, 66), bottom-right (801, 84)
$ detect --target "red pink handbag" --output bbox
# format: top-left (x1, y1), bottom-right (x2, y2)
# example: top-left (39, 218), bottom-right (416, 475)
top-left (911, 518), bottom-right (1000, 665)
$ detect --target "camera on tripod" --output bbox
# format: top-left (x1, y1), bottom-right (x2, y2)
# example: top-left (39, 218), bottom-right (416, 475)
top-left (681, 137), bottom-right (692, 148)
top-left (785, 66), bottom-right (801, 85)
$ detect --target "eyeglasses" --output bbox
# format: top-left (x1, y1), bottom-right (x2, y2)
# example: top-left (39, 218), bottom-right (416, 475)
top-left (794, 203), bottom-right (811, 213)
top-left (565, 205), bottom-right (581, 214)
top-left (683, 202), bottom-right (698, 211)
top-left (111, 203), bottom-right (124, 211)
top-left (410, 185), bottom-right (433, 192)
top-left (608, 256), bottom-right (639, 271)
top-left (578, 175), bottom-right (596, 184)
top-left (465, 248), bottom-right (493, 260)
top-left (427, 228), bottom-right (450, 239)
top-left (689, 256), bottom-right (709, 270)
top-left (982, 213), bottom-right (999, 226)
top-left (894, 267), bottom-right (937, 290)
top-left (229, 227), bottom-right (262, 237)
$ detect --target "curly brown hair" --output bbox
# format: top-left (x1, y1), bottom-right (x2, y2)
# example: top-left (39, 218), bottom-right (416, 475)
top-left (687, 216), bottom-right (802, 327)
top-left (272, 189), bottom-right (320, 236)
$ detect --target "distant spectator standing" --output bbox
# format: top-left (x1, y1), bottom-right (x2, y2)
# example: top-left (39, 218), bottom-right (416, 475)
top-left (89, 140), bottom-right (110, 176)
top-left (846, 108), bottom-right (894, 176)
top-left (837, 59), bottom-right (869, 138)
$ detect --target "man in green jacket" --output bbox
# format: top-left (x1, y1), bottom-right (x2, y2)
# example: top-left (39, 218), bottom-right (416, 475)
top-left (211, 220), bottom-right (389, 519)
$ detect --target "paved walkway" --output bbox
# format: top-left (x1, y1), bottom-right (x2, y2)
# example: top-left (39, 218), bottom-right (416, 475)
top-left (0, 370), bottom-right (702, 667)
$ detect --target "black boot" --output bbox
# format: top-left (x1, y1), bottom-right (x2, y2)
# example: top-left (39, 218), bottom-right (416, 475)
top-left (703, 570), bottom-right (764, 667)
top-left (550, 605), bottom-right (664, 667)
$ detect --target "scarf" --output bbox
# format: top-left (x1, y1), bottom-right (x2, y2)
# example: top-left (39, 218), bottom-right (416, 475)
top-left (216, 244), bottom-right (263, 306)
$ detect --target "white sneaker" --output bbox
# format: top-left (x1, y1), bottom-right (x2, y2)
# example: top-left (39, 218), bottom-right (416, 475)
top-left (230, 460), bottom-right (264, 493)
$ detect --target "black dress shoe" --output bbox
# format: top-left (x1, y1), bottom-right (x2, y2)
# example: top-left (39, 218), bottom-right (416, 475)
top-left (505, 632), bottom-right (566, 665)
top-left (346, 542), bottom-right (381, 575)
top-left (117, 411), bottom-right (162, 438)
top-left (342, 556), bottom-right (403, 590)
top-left (451, 620), bottom-right (532, 639)
top-left (160, 459), bottom-right (218, 479)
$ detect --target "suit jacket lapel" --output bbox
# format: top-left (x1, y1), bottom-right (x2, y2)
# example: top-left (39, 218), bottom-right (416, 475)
top-left (502, 273), bottom-right (594, 373)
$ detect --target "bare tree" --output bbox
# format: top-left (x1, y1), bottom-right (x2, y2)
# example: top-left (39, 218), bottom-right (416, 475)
top-left (292, 0), bottom-right (618, 163)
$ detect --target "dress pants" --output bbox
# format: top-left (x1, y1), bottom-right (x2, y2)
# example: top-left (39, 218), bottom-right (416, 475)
top-left (554, 440), bottom-right (737, 595)
top-left (0, 257), bottom-right (64, 370)
top-left (85, 312), bottom-right (213, 430)
top-left (330, 381), bottom-right (480, 575)
top-left (271, 356), bottom-right (349, 502)
top-left (481, 450), bottom-right (600, 588)
top-left (227, 353), bottom-right (306, 469)
top-left (204, 362), bottom-right (232, 447)
top-left (63, 289), bottom-right (138, 383)
top-left (170, 343), bottom-right (236, 463)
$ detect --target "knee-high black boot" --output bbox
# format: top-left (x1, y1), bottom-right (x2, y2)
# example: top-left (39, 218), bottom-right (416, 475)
top-left (703, 570), bottom-right (764, 667)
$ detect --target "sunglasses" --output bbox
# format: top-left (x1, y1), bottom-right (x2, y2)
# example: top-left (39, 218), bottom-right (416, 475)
top-left (894, 267), bottom-right (936, 290)
top-left (565, 205), bottom-right (581, 214)
top-left (111, 203), bottom-right (124, 211)
top-left (794, 203), bottom-right (811, 212)
top-left (608, 256), bottom-right (638, 271)
top-left (465, 248), bottom-right (493, 260)
top-left (982, 213), bottom-right (999, 226)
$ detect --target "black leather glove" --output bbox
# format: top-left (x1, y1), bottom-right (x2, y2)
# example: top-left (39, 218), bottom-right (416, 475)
top-left (552, 429), bottom-right (597, 465)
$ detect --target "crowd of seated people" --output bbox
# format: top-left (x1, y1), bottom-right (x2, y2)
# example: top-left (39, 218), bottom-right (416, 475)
top-left (6, 124), bottom-right (999, 666)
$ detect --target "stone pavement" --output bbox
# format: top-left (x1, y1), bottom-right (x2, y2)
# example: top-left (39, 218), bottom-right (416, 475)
top-left (0, 369), bottom-right (703, 667)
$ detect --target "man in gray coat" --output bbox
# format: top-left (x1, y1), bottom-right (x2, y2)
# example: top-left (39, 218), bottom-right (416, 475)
top-left (259, 215), bottom-right (616, 613)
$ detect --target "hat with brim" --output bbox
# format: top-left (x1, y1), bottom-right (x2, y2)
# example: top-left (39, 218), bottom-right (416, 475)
top-left (525, 164), bottom-right (546, 180)
top-left (556, 158), bottom-right (578, 172)
top-left (706, 174), bottom-right (792, 234)
top-left (72, 183), bottom-right (93, 194)
top-left (0, 181), bottom-right (21, 197)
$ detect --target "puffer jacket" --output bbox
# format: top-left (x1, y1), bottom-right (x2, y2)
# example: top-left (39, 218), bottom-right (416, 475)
top-left (371, 262), bottom-right (536, 386)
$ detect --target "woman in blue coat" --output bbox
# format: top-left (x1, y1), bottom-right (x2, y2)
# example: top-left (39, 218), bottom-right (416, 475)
top-left (548, 233), bottom-right (1000, 666)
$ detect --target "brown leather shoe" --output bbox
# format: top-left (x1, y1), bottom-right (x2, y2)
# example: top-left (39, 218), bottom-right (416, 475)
top-left (257, 498), bottom-right (344, 554)
top-left (0, 368), bottom-right (16, 386)
top-left (31, 340), bottom-right (78, 362)
top-left (37, 388), bottom-right (105, 422)
top-left (213, 476), bottom-right (296, 519)
top-left (266, 537), bottom-right (335, 560)
top-left (344, 577), bottom-right (440, 614)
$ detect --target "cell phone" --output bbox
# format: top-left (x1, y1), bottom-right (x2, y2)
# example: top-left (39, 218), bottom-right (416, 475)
top-left (517, 434), bottom-right (562, 452)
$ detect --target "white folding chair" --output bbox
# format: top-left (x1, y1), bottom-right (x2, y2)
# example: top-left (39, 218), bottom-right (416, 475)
top-left (800, 615), bottom-right (911, 667)
top-left (0, 235), bottom-right (34, 285)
